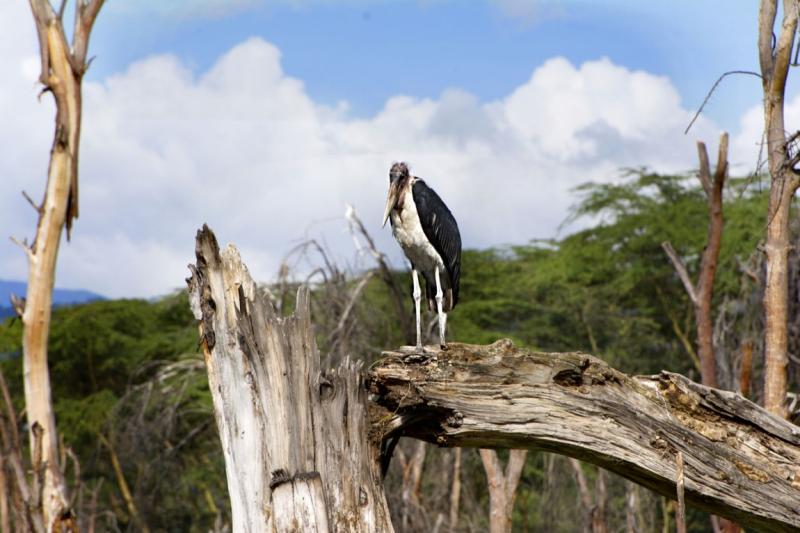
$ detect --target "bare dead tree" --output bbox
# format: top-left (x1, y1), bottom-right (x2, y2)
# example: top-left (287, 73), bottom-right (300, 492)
top-left (662, 134), bottom-right (742, 532)
top-left (758, 0), bottom-right (799, 418)
top-left (12, 1), bottom-right (105, 528)
top-left (188, 227), bottom-right (392, 531)
top-left (662, 132), bottom-right (729, 387)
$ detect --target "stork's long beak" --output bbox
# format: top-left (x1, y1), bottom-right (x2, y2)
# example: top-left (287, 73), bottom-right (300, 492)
top-left (382, 181), bottom-right (400, 227)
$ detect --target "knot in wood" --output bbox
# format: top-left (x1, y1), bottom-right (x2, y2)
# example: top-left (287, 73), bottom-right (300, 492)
top-left (358, 487), bottom-right (368, 507)
top-left (445, 411), bottom-right (463, 428)
top-left (269, 469), bottom-right (292, 490)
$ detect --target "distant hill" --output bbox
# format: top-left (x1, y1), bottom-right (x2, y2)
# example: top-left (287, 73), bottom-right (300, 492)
top-left (0, 279), bottom-right (105, 318)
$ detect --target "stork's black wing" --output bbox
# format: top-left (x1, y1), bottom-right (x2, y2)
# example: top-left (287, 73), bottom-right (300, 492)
top-left (412, 179), bottom-right (461, 308)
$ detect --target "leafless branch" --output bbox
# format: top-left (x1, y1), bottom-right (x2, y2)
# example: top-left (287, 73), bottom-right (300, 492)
top-left (714, 133), bottom-right (729, 186)
top-left (57, 0), bottom-right (67, 21)
top-left (72, 0), bottom-right (106, 71)
top-left (685, 71), bottom-right (762, 134)
top-left (327, 270), bottom-right (375, 344)
top-left (22, 191), bottom-right (42, 214)
top-left (661, 242), bottom-right (698, 305)
top-left (697, 141), bottom-right (712, 196)
top-left (10, 295), bottom-right (25, 318)
top-left (9, 236), bottom-right (33, 260)
top-left (28, 0), bottom-right (56, 85)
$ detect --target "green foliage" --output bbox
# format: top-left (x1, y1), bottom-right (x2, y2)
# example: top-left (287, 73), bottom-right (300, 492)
top-left (0, 291), bottom-right (221, 531)
top-left (451, 172), bottom-right (766, 379)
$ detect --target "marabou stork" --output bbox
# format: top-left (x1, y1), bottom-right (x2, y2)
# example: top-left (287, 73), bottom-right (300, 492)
top-left (382, 162), bottom-right (461, 350)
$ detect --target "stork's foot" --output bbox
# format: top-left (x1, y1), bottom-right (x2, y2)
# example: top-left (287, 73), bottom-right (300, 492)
top-left (397, 344), bottom-right (437, 364)
top-left (439, 342), bottom-right (449, 351)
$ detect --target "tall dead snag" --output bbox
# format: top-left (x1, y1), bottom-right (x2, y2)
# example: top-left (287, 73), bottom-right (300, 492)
top-left (758, 0), bottom-right (799, 419)
top-left (478, 449), bottom-right (527, 533)
top-left (369, 341), bottom-right (800, 532)
top-left (14, 1), bottom-right (105, 528)
top-left (187, 226), bottom-right (392, 532)
top-left (662, 133), bottom-right (740, 533)
top-left (662, 132), bottom-right (728, 388)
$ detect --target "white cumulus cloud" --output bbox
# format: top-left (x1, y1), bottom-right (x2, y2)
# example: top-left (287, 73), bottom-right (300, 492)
top-left (2, 14), bottom-right (736, 298)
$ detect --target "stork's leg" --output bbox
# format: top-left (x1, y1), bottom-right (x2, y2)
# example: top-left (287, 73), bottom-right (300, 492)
top-left (412, 268), bottom-right (423, 351)
top-left (435, 266), bottom-right (446, 345)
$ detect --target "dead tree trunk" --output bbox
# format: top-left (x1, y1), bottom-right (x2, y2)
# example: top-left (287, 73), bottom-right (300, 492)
top-left (370, 341), bottom-right (800, 532)
top-left (758, 0), bottom-right (799, 419)
top-left (662, 132), bottom-right (728, 388)
top-left (15, 1), bottom-right (105, 528)
top-left (187, 226), bottom-right (392, 532)
top-left (662, 133), bottom-right (740, 533)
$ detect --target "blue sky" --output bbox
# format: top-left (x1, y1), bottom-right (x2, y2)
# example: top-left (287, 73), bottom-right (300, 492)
top-left (0, 1), bottom-right (791, 297)
top-left (90, 1), bottom-right (760, 129)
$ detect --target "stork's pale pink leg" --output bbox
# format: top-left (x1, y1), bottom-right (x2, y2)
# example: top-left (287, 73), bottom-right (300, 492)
top-left (412, 268), bottom-right (423, 350)
top-left (435, 266), bottom-right (446, 345)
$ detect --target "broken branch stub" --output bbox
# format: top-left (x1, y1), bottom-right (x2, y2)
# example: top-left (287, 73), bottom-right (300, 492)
top-left (369, 340), bottom-right (800, 532)
top-left (187, 225), bottom-right (392, 532)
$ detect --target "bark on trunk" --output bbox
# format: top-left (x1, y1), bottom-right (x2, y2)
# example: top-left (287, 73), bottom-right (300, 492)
top-left (478, 449), bottom-right (527, 533)
top-left (758, 0), bottom-right (799, 420)
top-left (187, 226), bottom-right (392, 532)
top-left (662, 132), bottom-right (728, 388)
top-left (448, 448), bottom-right (461, 532)
top-left (370, 341), bottom-right (800, 532)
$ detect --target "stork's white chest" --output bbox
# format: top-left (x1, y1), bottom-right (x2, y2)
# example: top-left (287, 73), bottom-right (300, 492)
top-left (390, 184), bottom-right (444, 272)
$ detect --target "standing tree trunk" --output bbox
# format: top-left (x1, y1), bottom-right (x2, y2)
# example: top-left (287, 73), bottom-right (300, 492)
top-left (758, 0), bottom-right (799, 419)
top-left (187, 226), bottom-right (393, 531)
top-left (662, 132), bottom-right (728, 388)
top-left (16, 1), bottom-right (105, 529)
top-left (448, 448), bottom-right (462, 532)
top-left (662, 134), bottom-right (739, 532)
top-left (569, 459), bottom-right (609, 533)
top-left (478, 449), bottom-right (527, 533)
top-left (395, 440), bottom-right (427, 531)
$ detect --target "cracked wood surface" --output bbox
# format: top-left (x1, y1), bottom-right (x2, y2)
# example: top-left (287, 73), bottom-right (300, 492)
top-left (187, 226), bottom-right (392, 532)
top-left (369, 340), bottom-right (800, 532)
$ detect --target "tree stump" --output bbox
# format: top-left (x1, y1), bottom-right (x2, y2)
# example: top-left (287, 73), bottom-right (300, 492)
top-left (187, 225), bottom-right (392, 532)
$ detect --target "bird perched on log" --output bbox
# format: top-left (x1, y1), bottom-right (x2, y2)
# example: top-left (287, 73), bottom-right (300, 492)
top-left (382, 162), bottom-right (461, 350)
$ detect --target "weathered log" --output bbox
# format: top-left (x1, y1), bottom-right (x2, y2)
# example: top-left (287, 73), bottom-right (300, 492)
top-left (187, 226), bottom-right (392, 532)
top-left (369, 341), bottom-right (800, 532)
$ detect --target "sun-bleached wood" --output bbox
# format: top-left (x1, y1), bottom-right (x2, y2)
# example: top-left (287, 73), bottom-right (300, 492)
top-left (369, 341), bottom-right (800, 532)
top-left (21, 1), bottom-right (105, 528)
top-left (187, 226), bottom-right (392, 532)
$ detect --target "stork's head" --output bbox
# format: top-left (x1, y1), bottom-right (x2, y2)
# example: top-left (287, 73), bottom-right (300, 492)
top-left (382, 162), bottom-right (410, 227)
